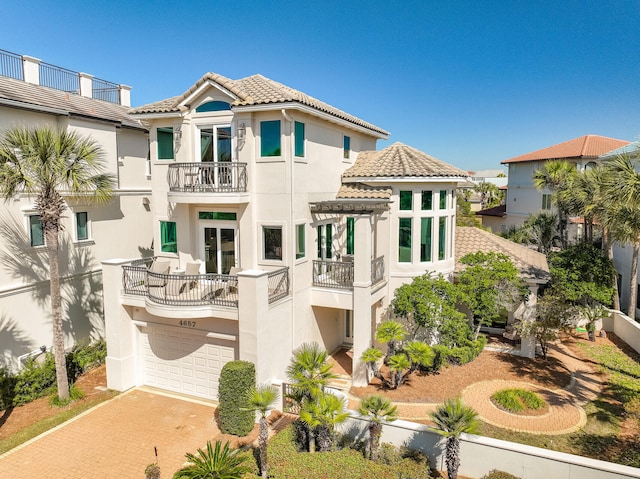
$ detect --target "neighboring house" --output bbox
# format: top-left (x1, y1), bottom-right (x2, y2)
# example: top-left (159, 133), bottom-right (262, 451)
top-left (483, 135), bottom-right (630, 234)
top-left (102, 71), bottom-right (467, 401)
top-left (0, 50), bottom-right (151, 370)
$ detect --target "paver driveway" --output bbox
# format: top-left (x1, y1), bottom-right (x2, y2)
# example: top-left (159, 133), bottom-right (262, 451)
top-left (0, 388), bottom-right (219, 479)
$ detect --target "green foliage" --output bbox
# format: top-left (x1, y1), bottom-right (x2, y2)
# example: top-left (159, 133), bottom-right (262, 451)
top-left (218, 360), bottom-right (255, 436)
top-left (173, 440), bottom-right (251, 479)
top-left (430, 398), bottom-right (480, 438)
top-left (286, 342), bottom-right (335, 404)
top-left (376, 442), bottom-right (428, 468)
top-left (70, 339), bottom-right (106, 373)
top-left (12, 354), bottom-right (57, 406)
top-left (49, 384), bottom-right (85, 407)
top-left (299, 391), bottom-right (349, 452)
top-left (430, 336), bottom-right (487, 371)
top-left (548, 244), bottom-right (615, 307)
top-left (145, 463), bottom-right (161, 479)
top-left (491, 389), bottom-right (546, 413)
top-left (482, 470), bottom-right (522, 479)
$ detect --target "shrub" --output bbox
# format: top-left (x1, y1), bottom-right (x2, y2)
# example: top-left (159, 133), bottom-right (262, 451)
top-left (0, 367), bottom-right (16, 410)
top-left (12, 354), bottom-right (57, 406)
top-left (71, 339), bottom-right (107, 372)
top-left (49, 384), bottom-right (85, 407)
top-left (144, 463), bottom-right (160, 479)
top-left (218, 360), bottom-right (255, 436)
top-left (482, 470), bottom-right (522, 479)
top-left (429, 336), bottom-right (487, 371)
top-left (491, 388), bottom-right (546, 413)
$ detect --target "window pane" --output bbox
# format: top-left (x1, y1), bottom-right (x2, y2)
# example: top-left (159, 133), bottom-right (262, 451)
top-left (420, 217), bottom-right (432, 262)
top-left (30, 215), bottom-right (44, 247)
top-left (198, 212), bottom-right (237, 221)
top-left (295, 121), bottom-right (305, 157)
top-left (264, 227), bottom-right (283, 260)
top-left (195, 101), bottom-right (231, 112)
top-left (218, 127), bottom-right (232, 162)
top-left (200, 128), bottom-right (214, 162)
top-left (439, 190), bottom-right (447, 209)
top-left (261, 121), bottom-right (281, 157)
top-left (317, 226), bottom-right (322, 259)
top-left (76, 212), bottom-right (88, 241)
top-left (346, 217), bottom-right (354, 255)
top-left (343, 136), bottom-right (350, 159)
top-left (325, 224), bottom-right (332, 259)
top-left (296, 224), bottom-right (305, 259)
top-left (157, 127), bottom-right (174, 160)
top-left (399, 191), bottom-right (413, 210)
top-left (160, 221), bottom-right (177, 253)
top-left (398, 218), bottom-right (412, 262)
top-left (421, 191), bottom-right (433, 210)
top-left (438, 217), bottom-right (446, 260)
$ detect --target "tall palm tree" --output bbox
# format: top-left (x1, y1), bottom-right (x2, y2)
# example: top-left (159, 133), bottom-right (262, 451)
top-left (174, 440), bottom-right (251, 479)
top-left (473, 181), bottom-right (500, 210)
top-left (299, 391), bottom-right (349, 452)
top-left (0, 127), bottom-right (114, 400)
top-left (358, 395), bottom-right (398, 461)
top-left (524, 212), bottom-right (559, 253)
top-left (243, 384), bottom-right (278, 479)
top-left (430, 398), bottom-right (480, 479)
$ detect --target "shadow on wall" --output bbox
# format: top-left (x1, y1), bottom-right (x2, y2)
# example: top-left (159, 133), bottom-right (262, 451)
top-left (0, 314), bottom-right (36, 370)
top-left (0, 214), bottom-right (104, 368)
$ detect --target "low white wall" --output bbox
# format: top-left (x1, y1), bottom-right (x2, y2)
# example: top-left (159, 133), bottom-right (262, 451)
top-left (604, 310), bottom-right (640, 355)
top-left (338, 414), bottom-right (640, 479)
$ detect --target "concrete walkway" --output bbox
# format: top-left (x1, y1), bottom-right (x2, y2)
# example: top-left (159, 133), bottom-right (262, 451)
top-left (0, 388), bottom-right (219, 479)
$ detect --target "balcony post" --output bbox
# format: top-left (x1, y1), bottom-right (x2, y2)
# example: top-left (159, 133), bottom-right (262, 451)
top-left (22, 55), bottom-right (41, 85)
top-left (352, 214), bottom-right (373, 387)
top-left (78, 72), bottom-right (93, 98)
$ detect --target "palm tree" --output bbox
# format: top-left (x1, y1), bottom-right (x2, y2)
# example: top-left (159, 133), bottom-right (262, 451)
top-left (286, 342), bottom-right (336, 403)
top-left (244, 384), bottom-right (279, 479)
top-left (358, 395), bottom-right (398, 461)
top-left (474, 181), bottom-right (500, 210)
top-left (387, 353), bottom-right (410, 389)
top-left (299, 391), bottom-right (349, 452)
top-left (430, 398), bottom-right (480, 479)
top-left (0, 127), bottom-right (114, 400)
top-left (361, 347), bottom-right (386, 386)
top-left (174, 440), bottom-right (251, 479)
top-left (375, 320), bottom-right (407, 363)
top-left (524, 212), bottom-right (559, 253)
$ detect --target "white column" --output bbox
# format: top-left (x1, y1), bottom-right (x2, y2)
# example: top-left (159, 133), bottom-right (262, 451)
top-left (22, 55), bottom-right (40, 85)
top-left (352, 214), bottom-right (373, 387)
top-left (78, 72), bottom-right (93, 98)
top-left (119, 84), bottom-right (131, 107)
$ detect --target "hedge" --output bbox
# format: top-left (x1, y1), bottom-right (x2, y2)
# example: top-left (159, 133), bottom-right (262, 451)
top-left (218, 360), bottom-right (255, 436)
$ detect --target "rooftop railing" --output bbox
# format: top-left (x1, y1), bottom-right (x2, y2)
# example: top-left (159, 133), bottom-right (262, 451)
top-left (39, 61), bottom-right (80, 94)
top-left (92, 76), bottom-right (121, 104)
top-left (0, 49), bottom-right (23, 80)
top-left (167, 163), bottom-right (248, 193)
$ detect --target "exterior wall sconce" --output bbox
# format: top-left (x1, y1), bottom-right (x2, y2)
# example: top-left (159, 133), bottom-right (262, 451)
top-left (142, 197), bottom-right (150, 206)
top-left (237, 123), bottom-right (246, 140)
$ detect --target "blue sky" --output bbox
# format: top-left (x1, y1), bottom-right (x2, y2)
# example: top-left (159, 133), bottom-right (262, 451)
top-left (2, 1), bottom-right (639, 171)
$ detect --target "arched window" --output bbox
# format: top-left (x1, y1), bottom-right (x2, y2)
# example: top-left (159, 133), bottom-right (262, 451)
top-left (195, 101), bottom-right (231, 113)
top-left (585, 161), bottom-right (597, 170)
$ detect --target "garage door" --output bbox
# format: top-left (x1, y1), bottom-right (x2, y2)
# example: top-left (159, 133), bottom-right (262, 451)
top-left (142, 325), bottom-right (237, 400)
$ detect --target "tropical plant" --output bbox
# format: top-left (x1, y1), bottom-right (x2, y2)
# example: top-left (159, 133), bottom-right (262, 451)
top-left (579, 304), bottom-right (608, 341)
top-left (358, 395), bottom-right (398, 461)
top-left (0, 127), bottom-right (115, 400)
top-left (145, 463), bottom-right (160, 479)
top-left (299, 391), bottom-right (348, 452)
top-left (375, 320), bottom-right (407, 363)
top-left (173, 440), bottom-right (251, 479)
top-left (474, 181), bottom-right (500, 210)
top-left (524, 211), bottom-right (559, 253)
top-left (490, 388), bottom-right (546, 413)
top-left (286, 342), bottom-right (336, 404)
top-left (430, 398), bottom-right (480, 479)
top-left (361, 347), bottom-right (384, 384)
top-left (243, 384), bottom-right (278, 479)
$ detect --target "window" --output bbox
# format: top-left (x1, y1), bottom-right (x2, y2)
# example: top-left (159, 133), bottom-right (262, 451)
top-left (200, 126), bottom-right (231, 162)
top-left (421, 191), bottom-right (433, 210)
top-left (542, 193), bottom-right (552, 210)
top-left (420, 217), bottom-right (432, 262)
top-left (399, 191), bottom-right (413, 211)
top-left (76, 212), bottom-right (88, 241)
top-left (317, 224), bottom-right (333, 260)
top-left (263, 227), bottom-right (283, 260)
top-left (439, 190), bottom-right (447, 209)
top-left (346, 217), bottom-right (354, 255)
top-left (160, 221), bottom-right (177, 253)
top-left (295, 121), bottom-right (305, 157)
top-left (198, 212), bottom-right (237, 221)
top-left (29, 215), bottom-right (44, 247)
top-left (438, 217), bottom-right (446, 260)
top-left (195, 101), bottom-right (231, 113)
top-left (343, 135), bottom-right (350, 159)
top-left (398, 218), bottom-right (412, 262)
top-left (260, 120), bottom-right (281, 156)
top-left (296, 224), bottom-right (305, 259)
top-left (157, 127), bottom-right (174, 160)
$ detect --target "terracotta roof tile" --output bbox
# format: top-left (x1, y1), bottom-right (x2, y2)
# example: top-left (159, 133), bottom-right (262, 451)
top-left (336, 183), bottom-right (392, 200)
top-left (455, 226), bottom-right (550, 281)
top-left (502, 135), bottom-right (630, 164)
top-left (342, 142), bottom-right (468, 179)
top-left (475, 204), bottom-right (506, 217)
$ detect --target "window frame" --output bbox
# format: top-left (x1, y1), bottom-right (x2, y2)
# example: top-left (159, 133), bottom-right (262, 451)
top-left (294, 121), bottom-right (305, 158)
top-left (439, 190), bottom-right (447, 209)
top-left (420, 217), bottom-right (433, 262)
top-left (75, 211), bottom-right (89, 242)
top-left (296, 223), bottom-right (306, 260)
top-left (343, 135), bottom-right (351, 159)
top-left (260, 120), bottom-right (282, 157)
top-left (160, 221), bottom-right (177, 253)
top-left (421, 190), bottom-right (433, 210)
top-left (398, 217), bottom-right (412, 263)
top-left (197, 124), bottom-right (232, 163)
top-left (399, 191), bottom-right (413, 211)
top-left (542, 193), bottom-right (552, 210)
top-left (438, 217), bottom-right (446, 260)
top-left (263, 225), bottom-right (283, 261)
top-left (29, 215), bottom-right (44, 247)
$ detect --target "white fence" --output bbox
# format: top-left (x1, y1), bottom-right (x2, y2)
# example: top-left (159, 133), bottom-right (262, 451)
top-left (604, 309), bottom-right (640, 355)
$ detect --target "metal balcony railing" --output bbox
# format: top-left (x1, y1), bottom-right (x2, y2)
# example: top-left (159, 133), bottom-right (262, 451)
top-left (92, 76), bottom-right (120, 104)
top-left (167, 162), bottom-right (248, 193)
top-left (0, 49), bottom-right (23, 80)
top-left (313, 256), bottom-right (386, 290)
top-left (371, 256), bottom-right (385, 285)
top-left (268, 267), bottom-right (290, 303)
top-left (39, 61), bottom-right (80, 94)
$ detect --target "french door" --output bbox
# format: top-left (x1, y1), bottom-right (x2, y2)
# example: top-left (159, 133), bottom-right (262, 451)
top-left (202, 225), bottom-right (237, 274)
top-left (199, 125), bottom-right (232, 187)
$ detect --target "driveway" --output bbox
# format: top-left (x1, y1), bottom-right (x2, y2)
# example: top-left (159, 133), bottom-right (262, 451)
top-left (0, 388), bottom-right (220, 479)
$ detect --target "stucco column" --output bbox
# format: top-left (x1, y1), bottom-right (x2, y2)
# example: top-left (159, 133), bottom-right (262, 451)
top-left (237, 270), bottom-right (271, 384)
top-left (79, 72), bottom-right (93, 98)
top-left (352, 214), bottom-right (373, 387)
top-left (22, 55), bottom-right (40, 85)
top-left (102, 259), bottom-right (138, 392)
top-left (119, 84), bottom-right (131, 107)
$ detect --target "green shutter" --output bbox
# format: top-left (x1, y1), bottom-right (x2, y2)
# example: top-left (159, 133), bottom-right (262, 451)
top-left (346, 217), bottom-right (354, 255)
top-left (295, 122), bottom-right (305, 157)
top-left (325, 224), bottom-right (332, 259)
top-left (296, 224), bottom-right (305, 259)
top-left (160, 221), bottom-right (177, 253)
top-left (157, 127), bottom-right (174, 160)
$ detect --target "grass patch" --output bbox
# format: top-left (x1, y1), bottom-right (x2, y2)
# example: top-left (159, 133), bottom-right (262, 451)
top-left (491, 388), bottom-right (545, 413)
top-left (0, 390), bottom-right (117, 455)
top-left (49, 385), bottom-right (85, 407)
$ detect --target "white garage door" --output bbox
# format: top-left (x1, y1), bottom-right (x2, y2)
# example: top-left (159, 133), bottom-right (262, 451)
top-left (142, 325), bottom-right (237, 400)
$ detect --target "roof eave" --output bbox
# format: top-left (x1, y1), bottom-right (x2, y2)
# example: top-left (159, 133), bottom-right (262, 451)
top-left (129, 111), bottom-right (184, 119)
top-left (344, 175), bottom-right (468, 183)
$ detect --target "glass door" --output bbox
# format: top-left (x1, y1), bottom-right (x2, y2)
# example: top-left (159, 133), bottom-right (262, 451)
top-left (203, 226), bottom-right (236, 274)
top-left (199, 125), bottom-right (232, 188)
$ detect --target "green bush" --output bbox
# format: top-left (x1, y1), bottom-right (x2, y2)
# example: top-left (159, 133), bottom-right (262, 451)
top-left (70, 339), bottom-right (106, 373)
top-left (218, 360), bottom-right (255, 436)
top-left (49, 384), bottom-right (85, 407)
top-left (0, 367), bottom-right (16, 410)
top-left (429, 336), bottom-right (487, 372)
top-left (482, 470), bottom-right (522, 479)
top-left (12, 354), bottom-right (57, 406)
top-left (491, 388), bottom-right (546, 413)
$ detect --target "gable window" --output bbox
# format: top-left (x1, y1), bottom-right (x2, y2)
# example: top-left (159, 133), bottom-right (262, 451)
top-left (343, 135), bottom-right (351, 159)
top-left (346, 217), bottom-right (354, 255)
top-left (295, 121), bottom-right (305, 157)
top-left (157, 127), bottom-right (174, 160)
top-left (261, 120), bottom-right (281, 157)
top-left (398, 218), bottom-right (412, 262)
top-left (75, 212), bottom-right (89, 241)
top-left (438, 217), bottom-right (446, 260)
top-left (421, 191), bottom-right (433, 210)
top-left (160, 221), bottom-right (177, 253)
top-left (542, 193), bottom-right (552, 210)
top-left (29, 215), bottom-right (44, 247)
top-left (296, 224), bottom-right (305, 259)
top-left (195, 101), bottom-right (231, 113)
top-left (439, 190), bottom-right (447, 209)
top-left (420, 217), bottom-right (432, 262)
top-left (263, 226), bottom-right (283, 260)
top-left (399, 191), bottom-right (413, 211)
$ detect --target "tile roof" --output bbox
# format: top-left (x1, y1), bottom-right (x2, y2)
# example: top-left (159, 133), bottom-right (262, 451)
top-left (336, 183), bottom-right (392, 200)
top-left (475, 204), bottom-right (506, 217)
top-left (455, 226), bottom-right (550, 281)
top-left (342, 142), bottom-right (468, 179)
top-left (502, 135), bottom-right (630, 164)
top-left (599, 140), bottom-right (640, 160)
top-left (130, 72), bottom-right (389, 137)
top-left (0, 76), bottom-right (144, 130)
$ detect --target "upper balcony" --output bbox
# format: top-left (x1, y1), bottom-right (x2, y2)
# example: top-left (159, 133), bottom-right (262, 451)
top-left (167, 162), bottom-right (250, 204)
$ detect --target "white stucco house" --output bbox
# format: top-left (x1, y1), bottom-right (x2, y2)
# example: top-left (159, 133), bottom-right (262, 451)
top-left (102, 71), bottom-right (469, 400)
top-left (0, 50), bottom-right (152, 370)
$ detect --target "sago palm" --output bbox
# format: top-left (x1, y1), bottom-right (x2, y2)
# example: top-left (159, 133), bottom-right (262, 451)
top-left (174, 440), bottom-right (251, 479)
top-left (430, 398), bottom-right (480, 479)
top-left (243, 384), bottom-right (278, 479)
top-left (358, 395), bottom-right (398, 461)
top-left (0, 126), bottom-right (114, 400)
